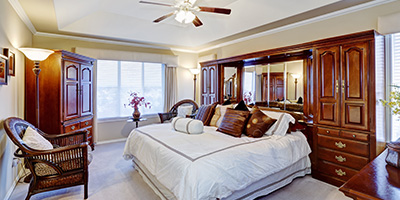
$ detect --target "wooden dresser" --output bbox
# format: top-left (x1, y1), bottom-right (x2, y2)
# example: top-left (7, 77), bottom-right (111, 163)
top-left (312, 32), bottom-right (386, 186)
top-left (339, 149), bottom-right (400, 199)
top-left (25, 50), bottom-right (95, 148)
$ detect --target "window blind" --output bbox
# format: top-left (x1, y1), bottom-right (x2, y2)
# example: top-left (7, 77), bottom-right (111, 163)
top-left (391, 33), bottom-right (400, 141)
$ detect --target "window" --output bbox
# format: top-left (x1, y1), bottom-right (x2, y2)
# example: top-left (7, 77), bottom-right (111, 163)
top-left (387, 33), bottom-right (400, 141)
top-left (97, 60), bottom-right (164, 119)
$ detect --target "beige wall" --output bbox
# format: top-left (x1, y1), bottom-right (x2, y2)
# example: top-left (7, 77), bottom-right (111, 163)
top-left (200, 1), bottom-right (400, 59)
top-left (32, 35), bottom-right (198, 142)
top-left (0, 0), bottom-right (33, 199)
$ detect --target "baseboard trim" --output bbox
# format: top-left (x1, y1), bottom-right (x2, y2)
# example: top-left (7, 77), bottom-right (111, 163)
top-left (96, 138), bottom-right (127, 145)
top-left (5, 167), bottom-right (24, 200)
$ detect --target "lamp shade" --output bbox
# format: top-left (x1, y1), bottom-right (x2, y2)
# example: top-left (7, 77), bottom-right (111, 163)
top-left (190, 68), bottom-right (200, 75)
top-left (19, 48), bottom-right (54, 62)
top-left (291, 73), bottom-right (301, 79)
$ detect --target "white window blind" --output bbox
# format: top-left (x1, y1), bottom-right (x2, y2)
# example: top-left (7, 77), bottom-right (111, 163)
top-left (391, 33), bottom-right (400, 141)
top-left (97, 60), bottom-right (164, 119)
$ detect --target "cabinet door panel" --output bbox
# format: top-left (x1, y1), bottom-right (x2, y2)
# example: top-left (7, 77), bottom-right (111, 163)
top-left (81, 65), bottom-right (93, 116)
top-left (208, 66), bottom-right (217, 104)
top-left (201, 67), bottom-right (208, 105)
top-left (341, 42), bottom-right (369, 130)
top-left (64, 61), bottom-right (80, 120)
top-left (316, 46), bottom-right (340, 126)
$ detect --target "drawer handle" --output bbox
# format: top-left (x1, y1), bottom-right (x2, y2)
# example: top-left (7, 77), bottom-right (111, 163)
top-left (326, 131), bottom-right (330, 134)
top-left (335, 155), bottom-right (346, 162)
top-left (335, 169), bottom-right (346, 176)
top-left (85, 122), bottom-right (89, 125)
top-left (352, 134), bottom-right (356, 138)
top-left (71, 126), bottom-right (75, 130)
top-left (88, 130), bottom-right (90, 134)
top-left (335, 141), bottom-right (346, 148)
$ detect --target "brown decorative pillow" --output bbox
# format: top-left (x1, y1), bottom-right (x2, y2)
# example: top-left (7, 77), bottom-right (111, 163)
top-left (217, 109), bottom-right (250, 137)
top-left (195, 102), bottom-right (217, 126)
top-left (245, 110), bottom-right (277, 138)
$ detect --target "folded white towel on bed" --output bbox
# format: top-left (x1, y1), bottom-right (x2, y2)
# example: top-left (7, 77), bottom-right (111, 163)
top-left (171, 117), bottom-right (204, 134)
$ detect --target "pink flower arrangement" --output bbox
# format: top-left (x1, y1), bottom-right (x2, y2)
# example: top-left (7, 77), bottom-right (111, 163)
top-left (125, 92), bottom-right (151, 109)
top-left (243, 92), bottom-right (253, 105)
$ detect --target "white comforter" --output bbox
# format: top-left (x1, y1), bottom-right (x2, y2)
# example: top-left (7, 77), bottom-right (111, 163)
top-left (123, 124), bottom-right (311, 200)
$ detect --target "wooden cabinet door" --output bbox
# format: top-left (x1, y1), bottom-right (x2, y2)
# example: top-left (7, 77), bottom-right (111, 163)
top-left (340, 42), bottom-right (369, 131)
top-left (201, 67), bottom-right (209, 105)
top-left (81, 65), bottom-right (93, 116)
top-left (208, 66), bottom-right (217, 104)
top-left (315, 46), bottom-right (341, 126)
top-left (64, 61), bottom-right (80, 121)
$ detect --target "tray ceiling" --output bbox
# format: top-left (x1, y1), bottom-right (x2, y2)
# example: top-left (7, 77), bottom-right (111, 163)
top-left (17, 0), bottom-right (382, 50)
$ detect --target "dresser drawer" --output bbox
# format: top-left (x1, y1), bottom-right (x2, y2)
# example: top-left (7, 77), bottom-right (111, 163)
top-left (340, 130), bottom-right (369, 142)
top-left (317, 147), bottom-right (369, 170)
top-left (317, 160), bottom-right (358, 181)
top-left (80, 118), bottom-right (93, 129)
top-left (317, 127), bottom-right (340, 137)
top-left (64, 122), bottom-right (80, 133)
top-left (317, 135), bottom-right (369, 157)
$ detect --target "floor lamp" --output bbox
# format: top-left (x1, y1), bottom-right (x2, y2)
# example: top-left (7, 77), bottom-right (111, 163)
top-left (19, 48), bottom-right (54, 128)
top-left (291, 73), bottom-right (301, 100)
top-left (190, 69), bottom-right (200, 101)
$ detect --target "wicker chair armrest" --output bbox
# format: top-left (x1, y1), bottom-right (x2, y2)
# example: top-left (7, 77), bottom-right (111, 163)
top-left (44, 130), bottom-right (88, 146)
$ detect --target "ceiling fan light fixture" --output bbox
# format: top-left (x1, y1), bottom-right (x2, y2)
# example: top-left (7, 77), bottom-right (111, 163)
top-left (175, 10), bottom-right (195, 24)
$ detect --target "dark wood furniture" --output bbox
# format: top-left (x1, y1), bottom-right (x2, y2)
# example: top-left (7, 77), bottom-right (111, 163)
top-left (158, 99), bottom-right (199, 123)
top-left (25, 50), bottom-right (95, 149)
top-left (312, 32), bottom-right (386, 186)
top-left (200, 30), bottom-right (386, 186)
top-left (3, 117), bottom-right (91, 200)
top-left (339, 149), bottom-right (400, 200)
top-left (262, 72), bottom-right (288, 101)
top-left (127, 117), bottom-right (147, 128)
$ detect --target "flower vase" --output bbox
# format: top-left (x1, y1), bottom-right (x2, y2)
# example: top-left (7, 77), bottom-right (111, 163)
top-left (133, 107), bottom-right (141, 119)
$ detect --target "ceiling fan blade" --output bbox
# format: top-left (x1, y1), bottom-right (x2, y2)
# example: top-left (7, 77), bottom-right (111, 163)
top-left (192, 16), bottom-right (203, 27)
top-left (139, 1), bottom-right (174, 7)
top-left (199, 6), bottom-right (231, 15)
top-left (153, 12), bottom-right (175, 23)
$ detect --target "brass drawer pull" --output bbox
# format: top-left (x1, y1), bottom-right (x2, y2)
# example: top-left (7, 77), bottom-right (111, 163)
top-left (335, 141), bottom-right (346, 148)
top-left (335, 155), bottom-right (346, 162)
top-left (88, 130), bottom-right (90, 135)
top-left (335, 80), bottom-right (339, 93)
top-left (326, 131), bottom-right (330, 134)
top-left (335, 169), bottom-right (346, 176)
top-left (71, 126), bottom-right (75, 130)
top-left (352, 134), bottom-right (356, 138)
top-left (85, 122), bottom-right (89, 125)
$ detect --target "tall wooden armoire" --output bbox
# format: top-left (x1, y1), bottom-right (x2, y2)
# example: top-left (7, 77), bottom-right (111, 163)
top-left (312, 32), bottom-right (385, 186)
top-left (25, 50), bottom-right (96, 148)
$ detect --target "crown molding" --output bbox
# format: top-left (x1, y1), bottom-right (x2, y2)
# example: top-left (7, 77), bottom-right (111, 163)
top-left (8, 0), bottom-right (37, 34)
top-left (196, 0), bottom-right (395, 53)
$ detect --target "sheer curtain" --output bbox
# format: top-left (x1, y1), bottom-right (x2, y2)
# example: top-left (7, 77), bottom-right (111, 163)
top-left (164, 65), bottom-right (177, 112)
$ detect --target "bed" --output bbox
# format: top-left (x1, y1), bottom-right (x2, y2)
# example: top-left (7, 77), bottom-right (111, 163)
top-left (123, 115), bottom-right (311, 200)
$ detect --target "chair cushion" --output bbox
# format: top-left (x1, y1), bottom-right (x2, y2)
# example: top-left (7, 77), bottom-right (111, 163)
top-left (22, 127), bottom-right (53, 150)
top-left (195, 103), bottom-right (217, 126)
top-left (34, 152), bottom-right (93, 176)
top-left (217, 109), bottom-right (250, 137)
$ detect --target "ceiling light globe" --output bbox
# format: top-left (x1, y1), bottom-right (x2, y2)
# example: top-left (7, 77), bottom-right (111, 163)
top-left (175, 10), bottom-right (186, 23)
top-left (184, 11), bottom-right (195, 24)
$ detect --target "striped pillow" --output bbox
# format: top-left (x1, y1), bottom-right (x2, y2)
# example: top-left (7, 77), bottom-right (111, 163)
top-left (195, 103), bottom-right (217, 126)
top-left (217, 109), bottom-right (250, 137)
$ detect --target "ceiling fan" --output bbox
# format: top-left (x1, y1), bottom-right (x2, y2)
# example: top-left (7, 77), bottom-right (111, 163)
top-left (139, 0), bottom-right (231, 27)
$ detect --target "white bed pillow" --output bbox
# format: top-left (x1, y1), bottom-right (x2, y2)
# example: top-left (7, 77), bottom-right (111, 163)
top-left (261, 110), bottom-right (295, 136)
top-left (22, 127), bottom-right (53, 150)
top-left (177, 105), bottom-right (193, 118)
top-left (171, 117), bottom-right (204, 134)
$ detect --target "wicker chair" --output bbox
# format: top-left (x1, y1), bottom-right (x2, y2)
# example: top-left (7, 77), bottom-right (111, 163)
top-left (158, 99), bottom-right (199, 123)
top-left (3, 117), bottom-right (91, 200)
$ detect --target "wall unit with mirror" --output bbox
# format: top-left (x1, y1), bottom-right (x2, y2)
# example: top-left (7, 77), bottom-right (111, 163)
top-left (200, 30), bottom-right (386, 187)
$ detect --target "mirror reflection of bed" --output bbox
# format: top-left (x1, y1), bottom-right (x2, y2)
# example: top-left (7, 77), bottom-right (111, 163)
top-left (243, 60), bottom-right (304, 113)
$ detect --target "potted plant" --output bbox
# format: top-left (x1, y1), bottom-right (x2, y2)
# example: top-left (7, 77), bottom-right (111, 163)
top-left (125, 92), bottom-right (151, 119)
top-left (380, 85), bottom-right (400, 168)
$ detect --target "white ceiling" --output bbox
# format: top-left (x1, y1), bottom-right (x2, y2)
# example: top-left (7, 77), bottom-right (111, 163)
top-left (16, 0), bottom-right (386, 50)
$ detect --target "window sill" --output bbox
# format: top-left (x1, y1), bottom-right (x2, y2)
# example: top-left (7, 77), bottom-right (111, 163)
top-left (97, 114), bottom-right (159, 124)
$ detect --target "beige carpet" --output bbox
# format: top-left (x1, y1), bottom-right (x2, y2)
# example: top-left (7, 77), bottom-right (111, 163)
top-left (9, 141), bottom-right (350, 200)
